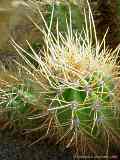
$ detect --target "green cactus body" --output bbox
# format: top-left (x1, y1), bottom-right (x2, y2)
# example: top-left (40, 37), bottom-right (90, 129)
top-left (51, 71), bottom-right (116, 142)
top-left (1, 79), bottom-right (42, 116)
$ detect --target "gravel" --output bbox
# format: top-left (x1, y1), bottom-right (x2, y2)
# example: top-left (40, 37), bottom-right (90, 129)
top-left (0, 142), bottom-right (73, 160)
top-left (0, 129), bottom-right (73, 160)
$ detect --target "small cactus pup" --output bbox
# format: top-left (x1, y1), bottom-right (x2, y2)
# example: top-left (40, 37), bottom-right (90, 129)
top-left (11, 5), bottom-right (120, 155)
top-left (0, 70), bottom-right (48, 129)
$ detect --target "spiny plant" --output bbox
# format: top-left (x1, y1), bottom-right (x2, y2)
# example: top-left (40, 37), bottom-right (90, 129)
top-left (0, 70), bottom-right (47, 129)
top-left (2, 1), bottom-right (120, 155)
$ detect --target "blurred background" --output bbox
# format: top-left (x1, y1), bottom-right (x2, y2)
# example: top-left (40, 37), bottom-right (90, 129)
top-left (0, 0), bottom-right (120, 64)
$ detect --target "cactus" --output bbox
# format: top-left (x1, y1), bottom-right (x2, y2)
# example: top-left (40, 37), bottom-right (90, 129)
top-left (3, 1), bottom-right (120, 154)
top-left (0, 77), bottom-right (47, 129)
top-left (35, 4), bottom-right (120, 153)
top-left (43, 42), bottom-right (120, 153)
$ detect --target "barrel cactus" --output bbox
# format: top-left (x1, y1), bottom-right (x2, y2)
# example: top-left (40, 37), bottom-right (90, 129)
top-left (42, 33), bottom-right (120, 153)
